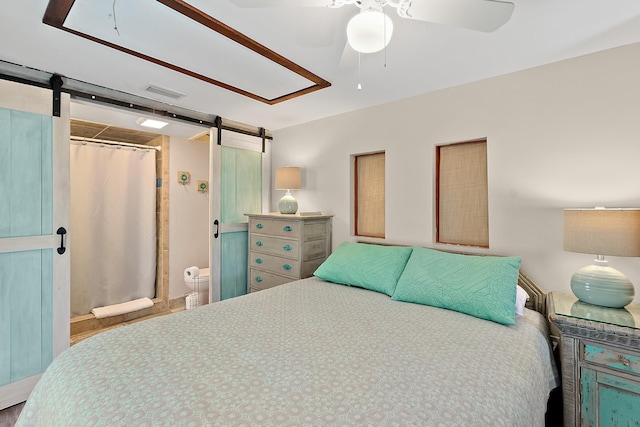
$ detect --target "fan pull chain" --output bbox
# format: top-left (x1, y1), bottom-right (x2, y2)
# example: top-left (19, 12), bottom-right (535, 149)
top-left (383, 9), bottom-right (388, 67)
top-left (110, 0), bottom-right (120, 36)
top-left (357, 52), bottom-right (362, 90)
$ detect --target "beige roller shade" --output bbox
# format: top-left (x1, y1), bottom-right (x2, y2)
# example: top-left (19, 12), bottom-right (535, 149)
top-left (355, 152), bottom-right (385, 238)
top-left (437, 140), bottom-right (489, 247)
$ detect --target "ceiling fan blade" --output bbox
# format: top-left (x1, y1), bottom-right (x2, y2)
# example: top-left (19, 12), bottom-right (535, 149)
top-left (229, 0), bottom-right (331, 7)
top-left (296, 8), bottom-right (342, 48)
top-left (404, 0), bottom-right (514, 32)
top-left (338, 38), bottom-right (356, 70)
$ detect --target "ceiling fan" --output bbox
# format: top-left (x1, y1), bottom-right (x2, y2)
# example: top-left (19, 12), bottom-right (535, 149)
top-left (229, 0), bottom-right (515, 54)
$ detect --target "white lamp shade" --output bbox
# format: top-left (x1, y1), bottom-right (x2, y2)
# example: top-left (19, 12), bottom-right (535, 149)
top-left (563, 208), bottom-right (640, 257)
top-left (275, 167), bottom-right (301, 190)
top-left (347, 9), bottom-right (393, 54)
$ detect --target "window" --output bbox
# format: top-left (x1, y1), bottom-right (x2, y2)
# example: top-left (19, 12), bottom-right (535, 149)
top-left (354, 152), bottom-right (385, 238)
top-left (436, 139), bottom-right (489, 247)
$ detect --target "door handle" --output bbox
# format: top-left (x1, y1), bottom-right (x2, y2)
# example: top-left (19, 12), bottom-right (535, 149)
top-left (213, 219), bottom-right (219, 239)
top-left (56, 227), bottom-right (67, 254)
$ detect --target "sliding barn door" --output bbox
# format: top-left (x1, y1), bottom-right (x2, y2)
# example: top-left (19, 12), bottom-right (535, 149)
top-left (0, 80), bottom-right (70, 409)
top-left (210, 129), bottom-right (270, 302)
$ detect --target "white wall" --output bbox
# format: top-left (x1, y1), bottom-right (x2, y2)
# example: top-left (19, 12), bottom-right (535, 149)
top-left (169, 137), bottom-right (209, 299)
top-left (271, 42), bottom-right (640, 301)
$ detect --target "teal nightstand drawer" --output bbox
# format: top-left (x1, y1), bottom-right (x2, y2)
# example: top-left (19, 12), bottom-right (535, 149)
top-left (581, 368), bottom-right (640, 427)
top-left (583, 343), bottom-right (640, 376)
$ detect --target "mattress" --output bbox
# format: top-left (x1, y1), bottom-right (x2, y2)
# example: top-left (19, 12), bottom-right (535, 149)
top-left (17, 277), bottom-right (559, 426)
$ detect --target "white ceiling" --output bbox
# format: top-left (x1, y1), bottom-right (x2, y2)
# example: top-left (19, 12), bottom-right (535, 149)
top-left (3, 0), bottom-right (640, 133)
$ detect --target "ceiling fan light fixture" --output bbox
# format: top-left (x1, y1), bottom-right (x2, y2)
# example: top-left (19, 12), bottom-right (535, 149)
top-left (346, 9), bottom-right (393, 54)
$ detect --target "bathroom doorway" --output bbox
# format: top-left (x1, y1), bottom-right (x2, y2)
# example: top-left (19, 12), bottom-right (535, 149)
top-left (68, 118), bottom-right (172, 337)
top-left (69, 138), bottom-right (157, 316)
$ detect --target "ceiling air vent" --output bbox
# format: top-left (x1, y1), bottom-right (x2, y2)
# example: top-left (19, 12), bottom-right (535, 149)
top-left (144, 84), bottom-right (187, 100)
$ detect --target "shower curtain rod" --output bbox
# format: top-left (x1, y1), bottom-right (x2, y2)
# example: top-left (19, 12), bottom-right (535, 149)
top-left (71, 136), bottom-right (161, 151)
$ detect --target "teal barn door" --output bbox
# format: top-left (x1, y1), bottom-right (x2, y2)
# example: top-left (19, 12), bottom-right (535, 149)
top-left (0, 80), bottom-right (70, 409)
top-left (210, 128), bottom-right (269, 301)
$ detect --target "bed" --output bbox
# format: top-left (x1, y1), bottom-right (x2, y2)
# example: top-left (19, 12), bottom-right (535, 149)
top-left (17, 244), bottom-right (559, 426)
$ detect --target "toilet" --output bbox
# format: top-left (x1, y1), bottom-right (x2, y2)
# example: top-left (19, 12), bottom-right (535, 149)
top-left (183, 267), bottom-right (210, 308)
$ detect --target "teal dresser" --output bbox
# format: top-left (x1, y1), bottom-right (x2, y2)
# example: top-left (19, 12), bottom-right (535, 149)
top-left (548, 292), bottom-right (640, 426)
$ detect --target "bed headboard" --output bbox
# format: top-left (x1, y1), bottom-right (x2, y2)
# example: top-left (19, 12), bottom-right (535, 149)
top-left (356, 241), bottom-right (547, 315)
top-left (517, 270), bottom-right (546, 315)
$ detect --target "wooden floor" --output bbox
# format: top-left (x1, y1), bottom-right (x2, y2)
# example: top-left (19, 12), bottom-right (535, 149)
top-left (0, 402), bottom-right (24, 427)
top-left (0, 308), bottom-right (183, 426)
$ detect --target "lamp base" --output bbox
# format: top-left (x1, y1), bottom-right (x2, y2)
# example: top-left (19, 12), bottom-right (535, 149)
top-left (278, 190), bottom-right (298, 214)
top-left (571, 263), bottom-right (635, 308)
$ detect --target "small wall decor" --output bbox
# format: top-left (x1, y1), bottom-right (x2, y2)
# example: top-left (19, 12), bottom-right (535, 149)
top-left (178, 171), bottom-right (190, 184)
top-left (197, 180), bottom-right (208, 193)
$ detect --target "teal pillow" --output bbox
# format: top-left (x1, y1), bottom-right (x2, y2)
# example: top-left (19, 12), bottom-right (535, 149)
top-left (314, 242), bottom-right (413, 296)
top-left (391, 247), bottom-right (521, 325)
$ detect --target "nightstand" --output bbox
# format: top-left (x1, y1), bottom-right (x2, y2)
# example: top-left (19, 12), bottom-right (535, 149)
top-left (547, 291), bottom-right (640, 426)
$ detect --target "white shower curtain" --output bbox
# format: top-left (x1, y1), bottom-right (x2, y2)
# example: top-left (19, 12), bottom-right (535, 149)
top-left (70, 141), bottom-right (157, 317)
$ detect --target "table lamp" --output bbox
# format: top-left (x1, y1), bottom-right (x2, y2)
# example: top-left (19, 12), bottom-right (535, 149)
top-left (563, 207), bottom-right (640, 308)
top-left (275, 167), bottom-right (301, 214)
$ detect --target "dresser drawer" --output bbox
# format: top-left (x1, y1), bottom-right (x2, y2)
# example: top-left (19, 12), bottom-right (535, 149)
top-left (250, 234), bottom-right (299, 258)
top-left (249, 269), bottom-right (292, 292)
top-left (249, 218), bottom-right (300, 238)
top-left (303, 220), bottom-right (329, 241)
top-left (582, 342), bottom-right (640, 376)
top-left (250, 252), bottom-right (300, 278)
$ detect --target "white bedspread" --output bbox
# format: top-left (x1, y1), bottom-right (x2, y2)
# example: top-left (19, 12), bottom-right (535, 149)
top-left (17, 277), bottom-right (558, 426)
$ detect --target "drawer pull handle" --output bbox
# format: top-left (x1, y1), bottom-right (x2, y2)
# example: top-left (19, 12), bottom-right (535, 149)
top-left (256, 258), bottom-right (263, 264)
top-left (255, 276), bottom-right (263, 283)
top-left (256, 223), bottom-right (264, 229)
top-left (256, 241), bottom-right (263, 247)
top-left (283, 225), bottom-right (292, 232)
top-left (283, 245), bottom-right (292, 251)
top-left (618, 354), bottom-right (631, 367)
top-left (283, 264), bottom-right (292, 270)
